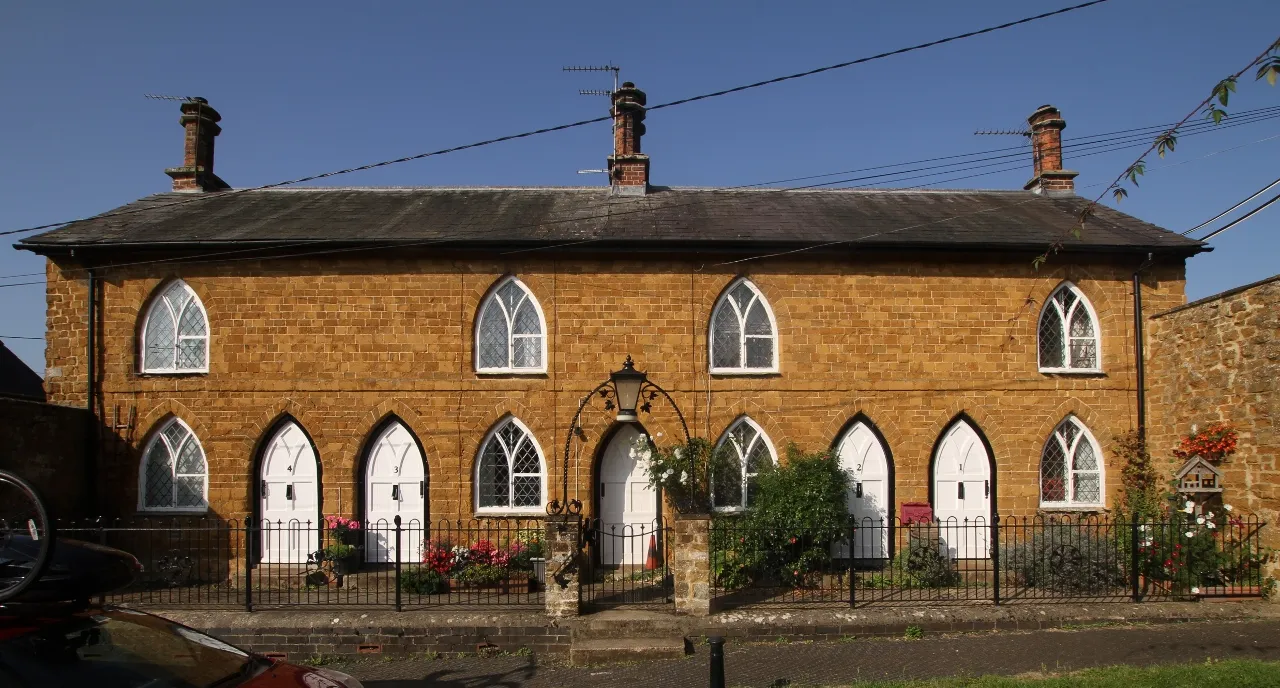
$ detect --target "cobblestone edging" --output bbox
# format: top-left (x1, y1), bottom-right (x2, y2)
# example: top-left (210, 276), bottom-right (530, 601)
top-left (157, 600), bottom-right (1280, 662)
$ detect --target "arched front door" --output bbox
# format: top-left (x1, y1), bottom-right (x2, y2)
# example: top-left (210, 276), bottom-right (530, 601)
top-left (835, 420), bottom-right (890, 559)
top-left (597, 424), bottom-right (659, 567)
top-left (259, 420), bottom-right (320, 563)
top-left (932, 419), bottom-right (992, 559)
top-left (363, 420), bottom-right (427, 563)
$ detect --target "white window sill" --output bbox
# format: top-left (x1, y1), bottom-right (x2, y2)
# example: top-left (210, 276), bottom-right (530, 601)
top-left (137, 508), bottom-right (210, 516)
top-left (474, 510), bottom-right (545, 519)
top-left (1038, 368), bottom-right (1104, 375)
top-left (709, 368), bottom-right (779, 376)
top-left (1037, 505), bottom-right (1106, 512)
top-left (712, 507), bottom-right (747, 514)
top-left (475, 369), bottom-right (548, 376)
top-left (139, 369), bottom-right (210, 376)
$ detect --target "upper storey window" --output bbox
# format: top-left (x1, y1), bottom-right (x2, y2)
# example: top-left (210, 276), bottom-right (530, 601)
top-left (1038, 282), bottom-right (1101, 373)
top-left (476, 277), bottom-right (547, 373)
top-left (141, 280), bottom-right (209, 374)
top-left (710, 278), bottom-right (778, 374)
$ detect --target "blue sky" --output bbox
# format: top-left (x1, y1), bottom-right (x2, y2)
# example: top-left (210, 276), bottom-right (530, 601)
top-left (2, 0), bottom-right (1277, 375)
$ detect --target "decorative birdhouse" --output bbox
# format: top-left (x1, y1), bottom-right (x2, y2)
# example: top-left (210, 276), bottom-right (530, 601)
top-left (1174, 455), bottom-right (1224, 494)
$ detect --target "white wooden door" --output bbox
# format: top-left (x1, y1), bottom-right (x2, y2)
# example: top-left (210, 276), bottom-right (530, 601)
top-left (932, 421), bottom-right (991, 559)
top-left (364, 421), bottom-right (427, 563)
top-left (836, 421), bottom-right (890, 559)
top-left (598, 425), bottom-right (659, 567)
top-left (259, 421), bottom-right (319, 564)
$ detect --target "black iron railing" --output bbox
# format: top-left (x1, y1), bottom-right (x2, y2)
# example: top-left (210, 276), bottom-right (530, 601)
top-left (58, 517), bottom-right (546, 610)
top-left (580, 519), bottom-right (674, 609)
top-left (710, 514), bottom-right (1268, 609)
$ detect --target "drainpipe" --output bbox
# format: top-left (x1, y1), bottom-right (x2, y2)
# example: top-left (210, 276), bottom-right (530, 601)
top-left (86, 267), bottom-right (99, 515)
top-left (1133, 253), bottom-right (1154, 447)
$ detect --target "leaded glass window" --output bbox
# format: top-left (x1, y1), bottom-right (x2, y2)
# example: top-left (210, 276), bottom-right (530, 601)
top-left (476, 417), bottom-right (545, 512)
top-left (139, 417), bottom-right (208, 512)
top-left (141, 280), bottom-right (209, 373)
top-left (476, 277), bottom-right (546, 373)
top-left (1038, 282), bottom-right (1100, 372)
top-left (712, 417), bottom-right (777, 511)
top-left (709, 278), bottom-right (778, 373)
top-left (1040, 416), bottom-right (1104, 507)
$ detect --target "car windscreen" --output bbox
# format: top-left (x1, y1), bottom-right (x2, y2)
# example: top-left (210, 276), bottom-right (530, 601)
top-left (0, 609), bottom-right (257, 688)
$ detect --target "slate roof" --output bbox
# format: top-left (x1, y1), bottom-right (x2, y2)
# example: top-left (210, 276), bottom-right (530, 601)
top-left (18, 187), bottom-right (1205, 255)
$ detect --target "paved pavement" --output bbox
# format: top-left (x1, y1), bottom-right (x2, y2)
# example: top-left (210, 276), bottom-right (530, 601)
top-left (330, 619), bottom-right (1280, 687)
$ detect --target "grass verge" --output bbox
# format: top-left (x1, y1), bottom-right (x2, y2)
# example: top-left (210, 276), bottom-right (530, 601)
top-left (828, 659), bottom-right (1280, 687)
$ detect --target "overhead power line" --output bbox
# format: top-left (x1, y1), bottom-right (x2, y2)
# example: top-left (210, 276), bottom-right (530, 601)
top-left (0, 0), bottom-right (1112, 239)
top-left (1182, 176), bottom-right (1280, 235)
top-left (1197, 190), bottom-right (1280, 241)
top-left (0, 335), bottom-right (43, 340)
top-left (1, 104), bottom-right (1276, 283)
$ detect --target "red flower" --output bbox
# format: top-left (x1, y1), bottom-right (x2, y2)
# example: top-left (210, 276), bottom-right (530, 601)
top-left (789, 537), bottom-right (797, 544)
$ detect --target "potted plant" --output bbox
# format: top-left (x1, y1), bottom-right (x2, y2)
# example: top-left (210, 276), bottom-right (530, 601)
top-left (324, 543), bottom-right (360, 576)
top-left (507, 530), bottom-right (545, 589)
top-left (634, 435), bottom-right (736, 514)
top-left (324, 515), bottom-right (363, 546)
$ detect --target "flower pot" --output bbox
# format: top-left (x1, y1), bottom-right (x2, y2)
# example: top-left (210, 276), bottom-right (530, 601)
top-left (338, 530), bottom-right (362, 546)
top-left (531, 557), bottom-right (546, 584)
top-left (449, 577), bottom-right (534, 594)
top-left (332, 556), bottom-right (361, 577)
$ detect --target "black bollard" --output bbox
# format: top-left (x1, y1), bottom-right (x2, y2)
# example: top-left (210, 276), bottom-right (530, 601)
top-left (708, 636), bottom-right (726, 688)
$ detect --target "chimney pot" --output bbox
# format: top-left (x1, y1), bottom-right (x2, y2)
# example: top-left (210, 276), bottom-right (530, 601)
top-left (1024, 104), bottom-right (1077, 196)
top-left (165, 97), bottom-right (230, 193)
top-left (608, 82), bottom-right (649, 196)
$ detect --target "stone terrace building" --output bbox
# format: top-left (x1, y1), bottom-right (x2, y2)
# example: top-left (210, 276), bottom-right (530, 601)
top-left (19, 88), bottom-right (1204, 560)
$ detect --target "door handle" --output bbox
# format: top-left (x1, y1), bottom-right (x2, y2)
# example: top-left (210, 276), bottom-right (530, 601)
top-left (985, 480), bottom-right (990, 498)
top-left (854, 482), bottom-right (864, 499)
top-left (957, 482), bottom-right (965, 500)
top-left (261, 480), bottom-right (267, 495)
top-left (285, 484), bottom-right (294, 501)
top-left (419, 481), bottom-right (424, 497)
top-left (392, 485), bottom-right (401, 501)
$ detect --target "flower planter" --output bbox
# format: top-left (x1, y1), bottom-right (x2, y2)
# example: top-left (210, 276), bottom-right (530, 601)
top-left (531, 557), bottom-right (546, 584)
top-left (448, 577), bottom-right (535, 594)
top-left (337, 530), bottom-right (362, 546)
top-left (332, 556), bottom-right (361, 577)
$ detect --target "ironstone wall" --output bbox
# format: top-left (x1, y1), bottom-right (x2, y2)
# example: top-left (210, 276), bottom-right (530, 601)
top-left (38, 252), bottom-right (1188, 523)
top-left (0, 396), bottom-right (90, 519)
top-left (1148, 273), bottom-right (1280, 555)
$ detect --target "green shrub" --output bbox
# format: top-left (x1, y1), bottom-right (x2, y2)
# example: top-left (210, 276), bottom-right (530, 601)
top-left (454, 563), bottom-right (507, 586)
top-left (322, 543), bottom-right (357, 560)
top-left (638, 436), bottom-right (739, 513)
top-left (710, 445), bottom-right (850, 589)
top-left (1003, 526), bottom-right (1125, 594)
top-left (885, 528), bottom-right (960, 588)
top-left (400, 567), bottom-right (448, 594)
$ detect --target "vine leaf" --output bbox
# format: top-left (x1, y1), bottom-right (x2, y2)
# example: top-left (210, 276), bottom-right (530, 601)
top-left (1211, 77), bottom-right (1237, 106)
top-left (1259, 56), bottom-right (1280, 86)
top-left (1154, 132), bottom-right (1177, 158)
top-left (1112, 187), bottom-right (1129, 202)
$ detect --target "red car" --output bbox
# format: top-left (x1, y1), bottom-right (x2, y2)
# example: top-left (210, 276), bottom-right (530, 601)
top-left (0, 471), bottom-right (363, 687)
top-left (0, 604), bottom-right (364, 687)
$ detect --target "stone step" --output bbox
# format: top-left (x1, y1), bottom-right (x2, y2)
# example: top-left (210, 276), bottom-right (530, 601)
top-left (569, 637), bottom-right (688, 666)
top-left (572, 610), bottom-right (689, 640)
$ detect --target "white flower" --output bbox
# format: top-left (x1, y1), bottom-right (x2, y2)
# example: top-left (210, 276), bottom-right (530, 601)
top-left (656, 432), bottom-right (663, 438)
top-left (1207, 522), bottom-right (1216, 530)
top-left (679, 471), bottom-right (689, 484)
top-left (673, 448), bottom-right (683, 460)
top-left (1185, 530), bottom-right (1195, 538)
top-left (1185, 500), bottom-right (1195, 508)
top-left (1183, 505), bottom-right (1195, 515)
top-left (1192, 586), bottom-right (1201, 595)
top-left (1224, 504), bottom-right (1234, 512)
top-left (1196, 517), bottom-right (1205, 525)
top-left (661, 469), bottom-right (674, 480)
top-left (1138, 524), bottom-right (1148, 531)
top-left (1206, 512), bottom-right (1214, 519)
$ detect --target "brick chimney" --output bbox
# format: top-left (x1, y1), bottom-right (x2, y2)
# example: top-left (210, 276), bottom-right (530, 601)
top-left (165, 97), bottom-right (230, 193)
top-left (607, 82), bottom-right (649, 196)
top-left (1024, 105), bottom-right (1077, 196)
